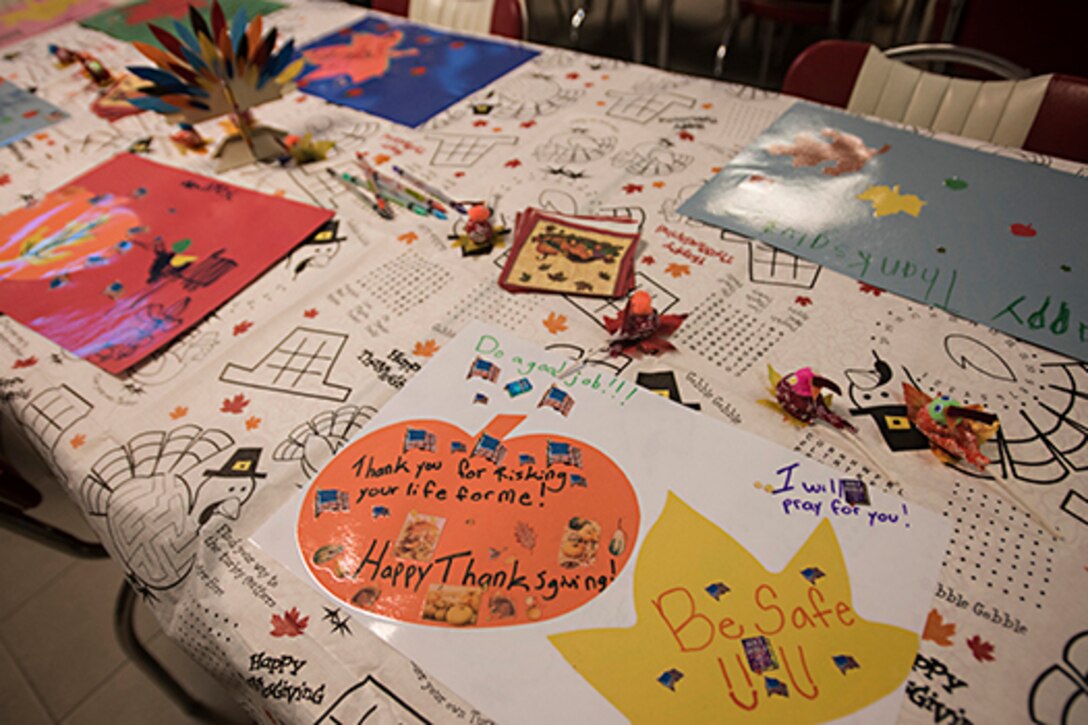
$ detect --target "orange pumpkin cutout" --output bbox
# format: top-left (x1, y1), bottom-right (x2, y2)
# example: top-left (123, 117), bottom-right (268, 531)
top-left (298, 414), bottom-right (640, 628)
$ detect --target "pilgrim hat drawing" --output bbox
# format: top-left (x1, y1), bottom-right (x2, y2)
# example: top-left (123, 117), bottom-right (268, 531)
top-left (205, 448), bottom-right (269, 479)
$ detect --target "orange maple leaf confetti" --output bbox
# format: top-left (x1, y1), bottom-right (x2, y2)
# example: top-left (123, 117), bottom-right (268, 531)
top-left (543, 312), bottom-right (568, 335)
top-left (69, 433), bottom-right (86, 449)
top-left (665, 262), bottom-right (691, 278)
top-left (233, 320), bottom-right (253, 336)
top-left (652, 181), bottom-right (666, 188)
top-left (303, 308), bottom-right (319, 318)
top-left (245, 416), bottom-right (261, 431)
top-left (372, 153), bottom-right (391, 165)
top-left (169, 405), bottom-right (188, 420)
top-left (221, 394), bottom-right (250, 415)
top-left (922, 608), bottom-right (956, 646)
top-left (398, 231), bottom-right (418, 245)
top-left (413, 339), bottom-right (440, 357)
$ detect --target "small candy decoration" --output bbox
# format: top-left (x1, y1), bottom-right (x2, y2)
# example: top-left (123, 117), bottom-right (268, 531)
top-left (603, 290), bottom-right (686, 357)
top-left (903, 384), bottom-right (999, 471)
top-left (763, 366), bottom-right (857, 432)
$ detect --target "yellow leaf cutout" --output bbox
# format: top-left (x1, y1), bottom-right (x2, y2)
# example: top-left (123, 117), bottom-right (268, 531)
top-left (550, 494), bottom-right (918, 723)
top-left (857, 184), bottom-right (926, 218)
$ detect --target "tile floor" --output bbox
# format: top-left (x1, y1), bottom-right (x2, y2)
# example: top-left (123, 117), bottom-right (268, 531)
top-left (0, 419), bottom-right (249, 724)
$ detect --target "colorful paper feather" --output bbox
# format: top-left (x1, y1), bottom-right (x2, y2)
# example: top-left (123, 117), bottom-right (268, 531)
top-left (126, 0), bottom-right (303, 124)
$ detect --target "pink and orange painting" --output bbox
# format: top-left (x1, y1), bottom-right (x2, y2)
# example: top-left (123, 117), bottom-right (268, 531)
top-left (298, 16), bottom-right (538, 128)
top-left (0, 154), bottom-right (331, 373)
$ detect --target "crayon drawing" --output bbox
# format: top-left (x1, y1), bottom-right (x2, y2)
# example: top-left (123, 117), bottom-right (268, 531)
top-left (80, 0), bottom-right (284, 48)
top-left (0, 153), bottom-right (331, 374)
top-left (299, 16), bottom-right (538, 128)
top-left (0, 0), bottom-right (109, 48)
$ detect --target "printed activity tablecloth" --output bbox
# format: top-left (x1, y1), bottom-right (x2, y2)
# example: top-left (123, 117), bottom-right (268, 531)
top-left (0, 2), bottom-right (1085, 723)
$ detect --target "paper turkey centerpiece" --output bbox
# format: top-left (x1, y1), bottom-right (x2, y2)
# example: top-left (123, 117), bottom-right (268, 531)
top-left (127, 1), bottom-right (305, 170)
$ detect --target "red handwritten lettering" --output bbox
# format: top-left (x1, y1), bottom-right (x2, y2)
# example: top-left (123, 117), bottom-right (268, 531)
top-left (652, 587), bottom-right (713, 652)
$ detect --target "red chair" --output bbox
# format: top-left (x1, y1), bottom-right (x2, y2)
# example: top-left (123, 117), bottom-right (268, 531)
top-left (370, 0), bottom-right (528, 40)
top-left (782, 40), bottom-right (1088, 163)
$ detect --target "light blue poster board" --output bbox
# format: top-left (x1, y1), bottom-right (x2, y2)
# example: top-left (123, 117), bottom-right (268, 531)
top-left (679, 101), bottom-right (1088, 363)
top-left (0, 79), bottom-right (67, 147)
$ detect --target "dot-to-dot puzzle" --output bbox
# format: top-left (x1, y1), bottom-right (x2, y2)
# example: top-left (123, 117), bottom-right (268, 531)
top-left (942, 480), bottom-right (1053, 609)
top-left (674, 289), bottom-right (785, 377)
top-left (331, 252), bottom-right (453, 318)
top-left (445, 280), bottom-right (541, 330)
top-left (172, 602), bottom-right (239, 683)
top-left (793, 429), bottom-right (898, 496)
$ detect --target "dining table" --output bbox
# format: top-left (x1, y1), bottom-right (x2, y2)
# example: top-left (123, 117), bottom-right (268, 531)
top-left (0, 1), bottom-right (1085, 723)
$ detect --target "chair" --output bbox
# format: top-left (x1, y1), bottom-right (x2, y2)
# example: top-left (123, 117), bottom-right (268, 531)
top-left (0, 454), bottom-right (239, 724)
top-left (370, 0), bottom-right (529, 40)
top-left (714, 0), bottom-right (873, 82)
top-left (781, 40), bottom-right (1088, 163)
top-left (554, 0), bottom-right (646, 64)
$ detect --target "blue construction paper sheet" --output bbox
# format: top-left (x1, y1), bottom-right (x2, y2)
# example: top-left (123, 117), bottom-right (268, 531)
top-left (0, 79), bottom-right (67, 147)
top-left (679, 101), bottom-right (1088, 363)
top-left (298, 15), bottom-right (538, 128)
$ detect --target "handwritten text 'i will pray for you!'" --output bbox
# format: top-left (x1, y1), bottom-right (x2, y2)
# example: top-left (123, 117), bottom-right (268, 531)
top-left (768, 462), bottom-right (910, 528)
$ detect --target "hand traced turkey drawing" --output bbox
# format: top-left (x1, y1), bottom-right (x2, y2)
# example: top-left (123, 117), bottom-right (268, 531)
top-left (77, 425), bottom-right (265, 597)
top-left (273, 404), bottom-right (377, 479)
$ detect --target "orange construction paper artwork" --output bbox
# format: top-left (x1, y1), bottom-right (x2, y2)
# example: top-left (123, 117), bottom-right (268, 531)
top-left (297, 414), bottom-right (640, 627)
